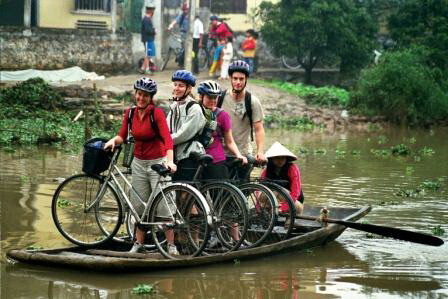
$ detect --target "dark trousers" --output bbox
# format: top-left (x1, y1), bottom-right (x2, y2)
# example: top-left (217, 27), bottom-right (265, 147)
top-left (202, 161), bottom-right (229, 180)
top-left (172, 157), bottom-right (199, 182)
top-left (193, 38), bottom-right (200, 74)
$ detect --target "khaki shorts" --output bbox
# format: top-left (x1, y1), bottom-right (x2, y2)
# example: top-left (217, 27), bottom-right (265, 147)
top-left (131, 157), bottom-right (174, 217)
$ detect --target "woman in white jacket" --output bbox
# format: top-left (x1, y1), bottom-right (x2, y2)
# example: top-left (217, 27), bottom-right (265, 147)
top-left (166, 70), bottom-right (206, 181)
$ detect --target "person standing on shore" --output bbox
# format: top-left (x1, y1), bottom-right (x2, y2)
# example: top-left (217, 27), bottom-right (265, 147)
top-left (140, 5), bottom-right (156, 75)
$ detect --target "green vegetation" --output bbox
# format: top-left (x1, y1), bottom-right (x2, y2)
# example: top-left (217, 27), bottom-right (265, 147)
top-left (257, 0), bottom-right (377, 83)
top-left (252, 79), bottom-right (349, 108)
top-left (390, 144), bottom-right (411, 156)
top-left (0, 78), bottom-right (119, 148)
top-left (431, 225), bottom-right (446, 237)
top-left (26, 244), bottom-right (44, 250)
top-left (132, 284), bottom-right (155, 295)
top-left (264, 114), bottom-right (322, 131)
top-left (349, 47), bottom-right (448, 126)
top-left (420, 179), bottom-right (443, 191)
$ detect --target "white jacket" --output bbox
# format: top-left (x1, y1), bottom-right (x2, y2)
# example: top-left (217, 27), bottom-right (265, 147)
top-left (166, 96), bottom-right (206, 161)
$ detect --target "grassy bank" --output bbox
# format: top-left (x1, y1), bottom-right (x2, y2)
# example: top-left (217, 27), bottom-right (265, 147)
top-left (0, 78), bottom-right (119, 151)
top-left (251, 79), bottom-right (349, 108)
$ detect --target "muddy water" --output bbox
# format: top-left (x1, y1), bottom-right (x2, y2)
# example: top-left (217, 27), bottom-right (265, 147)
top-left (1, 128), bottom-right (447, 298)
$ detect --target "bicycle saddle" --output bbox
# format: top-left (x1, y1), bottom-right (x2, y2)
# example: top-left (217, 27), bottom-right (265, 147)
top-left (151, 164), bottom-right (171, 177)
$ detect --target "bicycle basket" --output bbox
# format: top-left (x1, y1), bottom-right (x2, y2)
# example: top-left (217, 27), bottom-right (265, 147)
top-left (82, 138), bottom-right (113, 175)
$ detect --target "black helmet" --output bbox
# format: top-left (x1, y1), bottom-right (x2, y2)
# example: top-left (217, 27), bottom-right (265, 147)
top-left (228, 60), bottom-right (250, 77)
top-left (171, 70), bottom-right (196, 86)
top-left (198, 80), bottom-right (221, 96)
top-left (134, 77), bottom-right (157, 94)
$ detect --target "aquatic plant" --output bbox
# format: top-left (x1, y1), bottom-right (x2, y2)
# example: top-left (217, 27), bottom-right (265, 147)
top-left (394, 188), bottom-right (424, 197)
top-left (390, 144), bottom-right (411, 156)
top-left (431, 225), bottom-right (446, 237)
top-left (405, 166), bottom-right (414, 176)
top-left (26, 244), bottom-right (43, 250)
top-left (264, 114), bottom-right (322, 131)
top-left (419, 147), bottom-right (435, 156)
top-left (132, 284), bottom-right (155, 295)
top-left (420, 179), bottom-right (442, 191)
top-left (377, 135), bottom-right (388, 145)
top-left (371, 149), bottom-right (390, 157)
top-left (314, 148), bottom-right (327, 155)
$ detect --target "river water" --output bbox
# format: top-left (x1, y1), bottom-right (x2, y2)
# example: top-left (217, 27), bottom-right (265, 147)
top-left (1, 128), bottom-right (447, 298)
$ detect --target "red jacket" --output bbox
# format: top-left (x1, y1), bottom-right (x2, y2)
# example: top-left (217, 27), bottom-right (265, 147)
top-left (118, 105), bottom-right (173, 160)
top-left (241, 38), bottom-right (256, 51)
top-left (212, 22), bottom-right (232, 39)
top-left (261, 163), bottom-right (302, 212)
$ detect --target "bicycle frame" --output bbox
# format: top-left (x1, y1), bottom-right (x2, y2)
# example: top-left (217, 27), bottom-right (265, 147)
top-left (84, 147), bottom-right (188, 228)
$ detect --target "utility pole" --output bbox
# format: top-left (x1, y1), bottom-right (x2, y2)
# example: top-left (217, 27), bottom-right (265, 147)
top-left (184, 0), bottom-right (196, 71)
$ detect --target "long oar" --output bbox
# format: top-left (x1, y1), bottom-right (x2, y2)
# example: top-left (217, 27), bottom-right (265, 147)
top-left (295, 215), bottom-right (444, 247)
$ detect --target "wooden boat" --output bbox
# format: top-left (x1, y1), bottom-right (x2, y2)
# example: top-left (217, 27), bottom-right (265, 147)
top-left (6, 205), bottom-right (371, 272)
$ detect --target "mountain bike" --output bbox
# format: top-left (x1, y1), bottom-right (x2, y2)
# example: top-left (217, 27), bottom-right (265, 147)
top-left (226, 156), bottom-right (278, 248)
top-left (51, 143), bottom-right (212, 259)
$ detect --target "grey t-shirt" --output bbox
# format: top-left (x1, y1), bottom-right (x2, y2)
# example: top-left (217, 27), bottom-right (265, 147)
top-left (220, 91), bottom-right (264, 155)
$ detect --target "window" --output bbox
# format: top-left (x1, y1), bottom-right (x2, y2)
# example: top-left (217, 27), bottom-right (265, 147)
top-left (75, 0), bottom-right (111, 13)
top-left (200, 0), bottom-right (247, 14)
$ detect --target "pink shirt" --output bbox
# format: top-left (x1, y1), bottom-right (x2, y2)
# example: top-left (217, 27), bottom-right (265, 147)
top-left (206, 109), bottom-right (231, 163)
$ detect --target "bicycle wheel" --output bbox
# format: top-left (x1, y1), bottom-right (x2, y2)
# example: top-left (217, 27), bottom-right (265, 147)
top-left (161, 48), bottom-right (172, 71)
top-left (260, 182), bottom-right (296, 242)
top-left (198, 47), bottom-right (209, 71)
top-left (148, 183), bottom-right (211, 259)
top-left (200, 182), bottom-right (248, 252)
top-left (281, 55), bottom-right (301, 70)
top-left (52, 174), bottom-right (123, 247)
top-left (239, 182), bottom-right (277, 248)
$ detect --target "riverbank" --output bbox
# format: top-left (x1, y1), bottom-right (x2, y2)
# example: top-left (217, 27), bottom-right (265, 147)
top-left (5, 69), bottom-right (387, 132)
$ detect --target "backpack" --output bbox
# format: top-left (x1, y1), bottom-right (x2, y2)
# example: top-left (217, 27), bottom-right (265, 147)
top-left (127, 106), bottom-right (159, 140)
top-left (217, 90), bottom-right (253, 141)
top-left (223, 21), bottom-right (234, 36)
top-left (185, 101), bottom-right (222, 148)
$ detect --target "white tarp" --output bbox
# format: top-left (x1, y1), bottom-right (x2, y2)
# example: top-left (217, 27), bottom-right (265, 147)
top-left (0, 66), bottom-right (105, 82)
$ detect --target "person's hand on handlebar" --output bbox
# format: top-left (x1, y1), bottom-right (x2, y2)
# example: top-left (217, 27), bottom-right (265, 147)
top-left (165, 161), bottom-right (177, 173)
top-left (256, 152), bottom-right (267, 164)
top-left (236, 155), bottom-right (248, 165)
top-left (104, 138), bottom-right (116, 151)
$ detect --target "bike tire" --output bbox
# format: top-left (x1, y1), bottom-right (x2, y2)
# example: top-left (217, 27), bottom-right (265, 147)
top-left (260, 181), bottom-right (296, 242)
top-left (198, 47), bottom-right (209, 71)
top-left (238, 182), bottom-right (277, 248)
top-left (281, 55), bottom-right (301, 70)
top-left (161, 48), bottom-right (172, 71)
top-left (200, 182), bottom-right (248, 252)
top-left (51, 174), bottom-right (123, 247)
top-left (148, 183), bottom-right (211, 259)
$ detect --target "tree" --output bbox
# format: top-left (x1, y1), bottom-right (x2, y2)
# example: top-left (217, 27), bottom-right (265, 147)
top-left (257, 0), bottom-right (378, 83)
top-left (388, 0), bottom-right (448, 73)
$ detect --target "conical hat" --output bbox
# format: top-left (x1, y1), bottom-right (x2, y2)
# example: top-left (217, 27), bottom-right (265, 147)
top-left (265, 142), bottom-right (297, 161)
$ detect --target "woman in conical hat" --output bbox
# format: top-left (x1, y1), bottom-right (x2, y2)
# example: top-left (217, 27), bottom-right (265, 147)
top-left (260, 142), bottom-right (304, 214)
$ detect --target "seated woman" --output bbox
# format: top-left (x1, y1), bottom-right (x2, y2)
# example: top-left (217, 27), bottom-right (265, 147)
top-left (197, 80), bottom-right (247, 180)
top-left (104, 77), bottom-right (177, 254)
top-left (260, 142), bottom-right (304, 215)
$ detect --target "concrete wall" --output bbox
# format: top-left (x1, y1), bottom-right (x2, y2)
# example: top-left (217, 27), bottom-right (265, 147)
top-left (38, 0), bottom-right (112, 29)
top-left (0, 27), bottom-right (133, 73)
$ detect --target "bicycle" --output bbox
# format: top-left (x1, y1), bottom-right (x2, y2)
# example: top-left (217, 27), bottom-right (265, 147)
top-left (161, 31), bottom-right (184, 71)
top-left (226, 156), bottom-right (278, 248)
top-left (51, 141), bottom-right (213, 259)
top-left (179, 153), bottom-right (249, 252)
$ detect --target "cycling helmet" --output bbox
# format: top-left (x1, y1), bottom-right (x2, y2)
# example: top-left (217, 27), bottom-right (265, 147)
top-left (228, 60), bottom-right (250, 77)
top-left (134, 77), bottom-right (157, 94)
top-left (198, 80), bottom-right (221, 96)
top-left (171, 70), bottom-right (196, 86)
top-left (210, 15), bottom-right (219, 21)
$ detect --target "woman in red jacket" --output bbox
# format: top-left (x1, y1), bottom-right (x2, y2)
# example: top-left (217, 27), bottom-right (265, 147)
top-left (104, 77), bottom-right (177, 254)
top-left (260, 142), bottom-right (304, 215)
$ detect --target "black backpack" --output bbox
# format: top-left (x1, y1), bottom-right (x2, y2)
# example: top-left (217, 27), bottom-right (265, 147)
top-left (184, 101), bottom-right (222, 148)
top-left (217, 90), bottom-right (253, 141)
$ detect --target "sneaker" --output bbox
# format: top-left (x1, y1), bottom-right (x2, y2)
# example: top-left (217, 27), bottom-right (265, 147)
top-left (168, 244), bottom-right (179, 256)
top-left (129, 242), bottom-right (146, 254)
